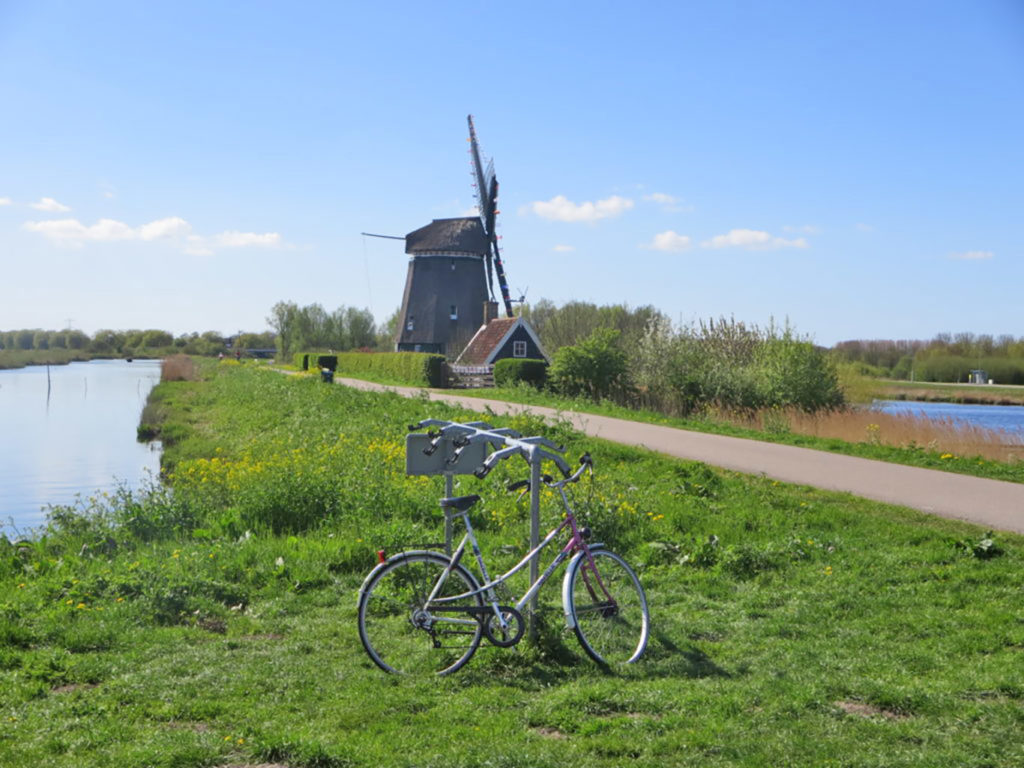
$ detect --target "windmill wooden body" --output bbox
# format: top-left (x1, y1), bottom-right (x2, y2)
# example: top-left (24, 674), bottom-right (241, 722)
top-left (395, 116), bottom-right (515, 357)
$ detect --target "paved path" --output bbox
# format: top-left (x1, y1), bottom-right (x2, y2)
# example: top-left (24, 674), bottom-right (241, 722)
top-left (336, 377), bottom-right (1024, 534)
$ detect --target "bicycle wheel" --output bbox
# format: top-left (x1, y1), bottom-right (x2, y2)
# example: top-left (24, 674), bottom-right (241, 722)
top-left (564, 548), bottom-right (649, 666)
top-left (358, 551), bottom-right (484, 675)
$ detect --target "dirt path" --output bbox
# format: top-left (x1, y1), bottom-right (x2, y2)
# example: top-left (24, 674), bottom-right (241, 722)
top-left (336, 378), bottom-right (1024, 534)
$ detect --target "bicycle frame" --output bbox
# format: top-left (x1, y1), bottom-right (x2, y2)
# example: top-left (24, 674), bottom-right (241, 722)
top-left (425, 485), bottom-right (616, 633)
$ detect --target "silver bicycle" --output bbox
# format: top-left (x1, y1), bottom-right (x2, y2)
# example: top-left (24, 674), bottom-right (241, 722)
top-left (357, 450), bottom-right (649, 675)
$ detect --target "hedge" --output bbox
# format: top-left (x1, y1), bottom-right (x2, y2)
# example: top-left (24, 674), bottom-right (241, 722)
top-left (333, 351), bottom-right (446, 387)
top-left (294, 352), bottom-right (338, 372)
top-left (493, 358), bottom-right (548, 388)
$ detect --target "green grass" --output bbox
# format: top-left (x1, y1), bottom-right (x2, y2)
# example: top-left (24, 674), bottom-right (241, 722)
top-left (2, 363), bottom-right (1023, 767)
top-left (437, 383), bottom-right (1024, 484)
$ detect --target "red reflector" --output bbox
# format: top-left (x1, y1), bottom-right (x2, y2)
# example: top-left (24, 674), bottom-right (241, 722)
top-left (376, 550), bottom-right (387, 565)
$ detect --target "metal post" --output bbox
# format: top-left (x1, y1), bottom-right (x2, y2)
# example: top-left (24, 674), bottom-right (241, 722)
top-left (528, 447), bottom-right (541, 639)
top-left (444, 472), bottom-right (454, 555)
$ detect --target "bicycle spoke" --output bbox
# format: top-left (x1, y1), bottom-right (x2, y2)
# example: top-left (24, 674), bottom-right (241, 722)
top-left (358, 553), bottom-right (483, 675)
top-left (569, 550), bottom-right (649, 666)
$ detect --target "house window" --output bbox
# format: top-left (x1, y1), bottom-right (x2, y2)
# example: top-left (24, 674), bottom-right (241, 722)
top-left (513, 341), bottom-right (527, 358)
top-left (406, 316), bottom-right (414, 331)
top-left (450, 305), bottom-right (458, 320)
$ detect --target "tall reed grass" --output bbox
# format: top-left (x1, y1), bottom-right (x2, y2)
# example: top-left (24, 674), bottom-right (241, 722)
top-left (719, 406), bottom-right (1024, 463)
top-left (161, 354), bottom-right (198, 382)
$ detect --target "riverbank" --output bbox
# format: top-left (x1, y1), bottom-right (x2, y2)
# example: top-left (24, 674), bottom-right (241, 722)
top-left (0, 349), bottom-right (96, 370)
top-left (0, 350), bottom-right (170, 371)
top-left (2, 362), bottom-right (1022, 767)
top-left (871, 379), bottom-right (1024, 406)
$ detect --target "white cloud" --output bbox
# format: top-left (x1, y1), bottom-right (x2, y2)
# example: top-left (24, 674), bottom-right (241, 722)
top-left (23, 218), bottom-right (134, 243)
top-left (526, 194), bottom-right (634, 223)
top-left (642, 192), bottom-right (692, 212)
top-left (950, 250), bottom-right (993, 261)
top-left (30, 197), bottom-right (71, 212)
top-left (701, 228), bottom-right (808, 250)
top-left (139, 217), bottom-right (192, 241)
top-left (552, 244), bottom-right (575, 252)
top-left (24, 215), bottom-right (282, 253)
top-left (213, 230), bottom-right (281, 248)
top-left (0, 197), bottom-right (12, 206)
top-left (783, 224), bottom-right (820, 234)
top-left (646, 230), bottom-right (692, 252)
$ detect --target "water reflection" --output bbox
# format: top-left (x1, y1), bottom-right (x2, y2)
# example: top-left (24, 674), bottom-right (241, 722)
top-left (0, 359), bottom-right (162, 534)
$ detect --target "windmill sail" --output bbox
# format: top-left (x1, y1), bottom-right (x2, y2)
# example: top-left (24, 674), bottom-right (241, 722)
top-left (468, 115), bottom-right (514, 318)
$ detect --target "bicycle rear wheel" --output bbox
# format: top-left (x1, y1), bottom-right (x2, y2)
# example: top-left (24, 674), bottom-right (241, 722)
top-left (358, 551), bottom-right (483, 676)
top-left (565, 548), bottom-right (649, 666)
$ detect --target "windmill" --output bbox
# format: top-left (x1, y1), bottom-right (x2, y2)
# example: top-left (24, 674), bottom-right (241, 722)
top-left (392, 116), bottom-right (516, 357)
top-left (467, 115), bottom-right (515, 319)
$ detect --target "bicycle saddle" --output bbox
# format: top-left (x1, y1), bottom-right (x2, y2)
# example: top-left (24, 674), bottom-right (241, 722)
top-left (439, 494), bottom-right (481, 512)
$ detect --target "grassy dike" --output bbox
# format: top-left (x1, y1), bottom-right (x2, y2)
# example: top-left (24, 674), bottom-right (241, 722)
top-left (2, 362), bottom-right (1023, 767)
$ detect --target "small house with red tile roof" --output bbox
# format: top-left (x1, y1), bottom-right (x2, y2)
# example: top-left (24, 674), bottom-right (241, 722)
top-left (455, 305), bottom-right (549, 368)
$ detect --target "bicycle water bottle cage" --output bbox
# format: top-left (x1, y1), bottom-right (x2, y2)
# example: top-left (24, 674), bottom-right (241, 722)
top-left (439, 495), bottom-right (481, 513)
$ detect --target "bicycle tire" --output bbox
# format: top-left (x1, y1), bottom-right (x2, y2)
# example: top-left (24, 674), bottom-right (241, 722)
top-left (357, 551), bottom-right (484, 676)
top-left (564, 548), bottom-right (649, 666)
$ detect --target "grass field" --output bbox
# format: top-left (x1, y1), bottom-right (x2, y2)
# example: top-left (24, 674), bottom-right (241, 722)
top-left (2, 363), bottom-right (1022, 767)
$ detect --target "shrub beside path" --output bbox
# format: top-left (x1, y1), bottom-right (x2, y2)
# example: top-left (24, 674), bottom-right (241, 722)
top-left (335, 377), bottom-right (1024, 534)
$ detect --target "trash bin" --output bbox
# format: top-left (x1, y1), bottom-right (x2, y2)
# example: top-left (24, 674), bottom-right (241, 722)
top-left (320, 368), bottom-right (334, 384)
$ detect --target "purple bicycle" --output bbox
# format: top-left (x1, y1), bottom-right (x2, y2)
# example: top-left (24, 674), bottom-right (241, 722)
top-left (357, 450), bottom-right (649, 675)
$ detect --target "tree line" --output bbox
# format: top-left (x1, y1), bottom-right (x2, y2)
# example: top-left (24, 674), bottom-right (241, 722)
top-left (0, 328), bottom-right (276, 357)
top-left (266, 302), bottom-right (389, 359)
top-left (832, 333), bottom-right (1024, 383)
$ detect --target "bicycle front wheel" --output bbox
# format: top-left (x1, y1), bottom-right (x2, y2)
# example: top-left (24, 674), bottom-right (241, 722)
top-left (358, 551), bottom-right (484, 676)
top-left (565, 548), bottom-right (649, 666)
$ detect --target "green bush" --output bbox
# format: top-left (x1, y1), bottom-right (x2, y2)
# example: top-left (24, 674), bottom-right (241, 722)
top-left (550, 328), bottom-right (630, 401)
top-left (294, 353), bottom-right (310, 371)
top-left (754, 333), bottom-right (844, 412)
top-left (631, 317), bottom-right (843, 415)
top-left (493, 358), bottom-right (548, 388)
top-left (334, 351), bottom-right (446, 387)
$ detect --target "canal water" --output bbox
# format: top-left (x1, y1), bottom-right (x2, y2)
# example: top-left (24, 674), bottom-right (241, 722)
top-left (0, 359), bottom-right (162, 535)
top-left (873, 399), bottom-right (1024, 441)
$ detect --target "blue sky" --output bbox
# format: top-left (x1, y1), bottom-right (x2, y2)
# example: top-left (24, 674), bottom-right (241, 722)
top-left (1, 0), bottom-right (1021, 345)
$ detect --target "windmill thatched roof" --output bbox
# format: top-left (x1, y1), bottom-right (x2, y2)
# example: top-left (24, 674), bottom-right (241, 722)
top-left (406, 218), bottom-right (489, 255)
